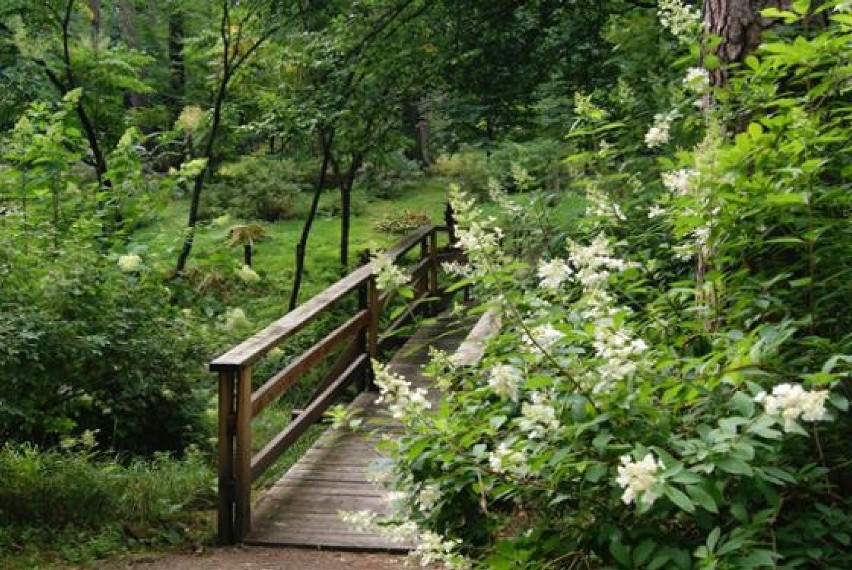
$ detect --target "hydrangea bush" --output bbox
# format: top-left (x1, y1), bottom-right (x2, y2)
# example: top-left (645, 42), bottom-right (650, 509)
top-left (346, 4), bottom-right (852, 568)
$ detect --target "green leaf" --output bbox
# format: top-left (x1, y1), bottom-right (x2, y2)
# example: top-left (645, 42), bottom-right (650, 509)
top-left (765, 193), bottom-right (808, 206)
top-left (716, 457), bottom-right (754, 476)
top-left (707, 527), bottom-right (721, 553)
top-left (664, 486), bottom-right (695, 513)
top-left (687, 485), bottom-right (719, 513)
top-left (609, 537), bottom-right (631, 567)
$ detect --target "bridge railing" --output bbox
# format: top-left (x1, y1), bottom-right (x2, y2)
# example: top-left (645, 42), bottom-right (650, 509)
top-left (210, 223), bottom-right (460, 544)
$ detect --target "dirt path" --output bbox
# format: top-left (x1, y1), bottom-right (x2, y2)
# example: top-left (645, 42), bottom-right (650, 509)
top-left (99, 546), bottom-right (417, 570)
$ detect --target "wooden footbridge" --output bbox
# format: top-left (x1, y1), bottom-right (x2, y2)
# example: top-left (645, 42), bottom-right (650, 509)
top-left (210, 222), bottom-right (475, 549)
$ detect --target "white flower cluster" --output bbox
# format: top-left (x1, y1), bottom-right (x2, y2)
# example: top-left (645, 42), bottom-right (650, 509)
top-left (657, 0), bottom-right (701, 43)
top-left (487, 178), bottom-right (523, 216)
top-left (236, 264), bottom-right (260, 283)
top-left (645, 113), bottom-right (672, 148)
top-left (683, 67), bottom-right (710, 93)
top-left (338, 509), bottom-right (376, 532)
top-left (567, 235), bottom-right (631, 291)
top-left (117, 254), bottom-right (142, 273)
top-left (585, 184), bottom-right (627, 224)
top-left (413, 531), bottom-right (470, 569)
top-left (449, 184), bottom-right (505, 278)
top-left (225, 307), bottom-right (250, 331)
top-left (755, 383), bottom-right (830, 432)
top-left (662, 168), bottom-right (698, 196)
top-left (518, 392), bottom-right (560, 439)
top-left (537, 258), bottom-right (572, 290)
top-left (616, 453), bottom-right (664, 506)
top-left (488, 363), bottom-right (523, 401)
top-left (592, 324), bottom-right (649, 392)
top-left (523, 324), bottom-right (564, 358)
top-left (456, 220), bottom-right (503, 256)
top-left (372, 252), bottom-right (409, 292)
top-left (417, 485), bottom-right (441, 515)
top-left (373, 360), bottom-right (431, 421)
top-left (488, 441), bottom-right (527, 475)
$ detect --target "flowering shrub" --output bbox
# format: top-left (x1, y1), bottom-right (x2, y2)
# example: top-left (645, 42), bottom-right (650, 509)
top-left (352, 5), bottom-right (852, 569)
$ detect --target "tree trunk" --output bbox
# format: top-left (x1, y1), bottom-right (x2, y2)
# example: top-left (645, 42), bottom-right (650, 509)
top-left (331, 152), bottom-right (362, 272)
top-left (168, 9), bottom-right (186, 116)
top-left (118, 0), bottom-right (147, 109)
top-left (289, 128), bottom-right (335, 311)
top-left (702, 0), bottom-right (792, 85)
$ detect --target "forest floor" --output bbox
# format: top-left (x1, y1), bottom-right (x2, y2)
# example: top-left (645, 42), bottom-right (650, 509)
top-left (98, 546), bottom-right (425, 570)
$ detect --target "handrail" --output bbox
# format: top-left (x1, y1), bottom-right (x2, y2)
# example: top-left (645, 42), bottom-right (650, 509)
top-left (210, 224), bottom-right (435, 371)
top-left (212, 222), bottom-right (461, 544)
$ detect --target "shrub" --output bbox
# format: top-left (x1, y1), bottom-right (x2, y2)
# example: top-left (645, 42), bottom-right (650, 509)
top-left (373, 209), bottom-right (432, 234)
top-left (432, 150), bottom-right (490, 196)
top-left (0, 442), bottom-right (214, 565)
top-left (203, 156), bottom-right (305, 221)
top-left (0, 240), bottom-right (212, 455)
top-left (357, 7), bottom-right (852, 568)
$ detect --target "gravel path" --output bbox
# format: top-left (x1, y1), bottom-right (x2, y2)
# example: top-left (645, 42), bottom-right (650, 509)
top-left (98, 546), bottom-right (417, 570)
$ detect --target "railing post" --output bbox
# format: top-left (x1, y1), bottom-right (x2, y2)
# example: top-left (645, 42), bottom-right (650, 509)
top-left (428, 228), bottom-right (439, 315)
top-left (357, 282), bottom-right (369, 392)
top-left (444, 202), bottom-right (457, 245)
top-left (217, 369), bottom-right (236, 544)
top-left (234, 365), bottom-right (252, 541)
top-left (367, 276), bottom-right (380, 390)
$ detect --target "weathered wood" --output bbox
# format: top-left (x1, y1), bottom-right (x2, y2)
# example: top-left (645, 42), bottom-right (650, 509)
top-left (251, 310), bottom-right (368, 417)
top-left (244, 312), bottom-right (475, 550)
top-left (251, 355), bottom-right (367, 481)
top-left (211, 265), bottom-right (373, 371)
top-left (211, 226), bottom-right (437, 372)
top-left (235, 366), bottom-right (253, 540)
top-left (217, 370), bottom-right (235, 544)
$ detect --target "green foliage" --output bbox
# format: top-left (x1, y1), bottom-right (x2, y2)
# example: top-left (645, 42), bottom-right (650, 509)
top-left (371, 6), bottom-right (852, 569)
top-left (0, 441), bottom-right (213, 566)
top-left (205, 157), bottom-right (306, 221)
top-left (373, 209), bottom-right (432, 235)
top-left (0, 236), bottom-right (211, 454)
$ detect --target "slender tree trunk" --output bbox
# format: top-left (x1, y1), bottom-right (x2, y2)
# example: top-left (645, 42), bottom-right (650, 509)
top-left (330, 151), bottom-right (363, 271)
top-left (290, 128), bottom-right (335, 310)
top-left (168, 9), bottom-right (186, 116)
top-left (118, 0), bottom-right (147, 109)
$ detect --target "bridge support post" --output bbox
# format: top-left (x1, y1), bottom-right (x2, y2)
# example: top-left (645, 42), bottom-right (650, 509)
top-left (366, 277), bottom-right (380, 390)
top-left (234, 365), bottom-right (253, 540)
top-left (217, 369), bottom-right (236, 544)
top-left (428, 228), bottom-right (439, 316)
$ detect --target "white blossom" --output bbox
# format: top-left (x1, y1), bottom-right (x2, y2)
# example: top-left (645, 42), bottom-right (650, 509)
top-left (372, 253), bottom-right (409, 292)
top-left (488, 441), bottom-right (527, 474)
top-left (236, 264), bottom-right (260, 283)
top-left (755, 383), bottom-right (830, 432)
top-left (117, 254), bottom-right (142, 273)
top-left (616, 453), bottom-right (664, 506)
top-left (683, 67), bottom-right (710, 93)
top-left (417, 485), bottom-right (441, 514)
top-left (518, 392), bottom-right (560, 439)
top-left (338, 509), bottom-right (377, 532)
top-left (538, 258), bottom-right (572, 290)
top-left (488, 364), bottom-right (523, 401)
top-left (648, 204), bottom-right (666, 219)
top-left (373, 360), bottom-right (431, 421)
top-left (657, 0), bottom-right (701, 43)
top-left (225, 307), bottom-right (250, 331)
top-left (662, 169), bottom-right (698, 196)
top-left (645, 113), bottom-right (672, 148)
top-left (524, 324), bottom-right (564, 356)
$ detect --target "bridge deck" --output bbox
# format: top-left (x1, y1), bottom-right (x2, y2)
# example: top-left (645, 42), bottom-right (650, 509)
top-left (245, 312), bottom-right (474, 551)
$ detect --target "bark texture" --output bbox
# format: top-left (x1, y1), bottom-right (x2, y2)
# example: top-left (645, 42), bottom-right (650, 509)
top-left (702, 0), bottom-right (792, 85)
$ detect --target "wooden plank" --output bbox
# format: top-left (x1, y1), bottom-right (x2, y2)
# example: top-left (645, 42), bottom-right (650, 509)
top-left (250, 355), bottom-right (367, 481)
top-left (251, 310), bottom-right (368, 417)
top-left (245, 310), bottom-right (476, 551)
